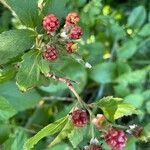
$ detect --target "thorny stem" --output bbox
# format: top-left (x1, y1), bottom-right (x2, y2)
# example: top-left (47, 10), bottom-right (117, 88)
top-left (46, 73), bottom-right (95, 138)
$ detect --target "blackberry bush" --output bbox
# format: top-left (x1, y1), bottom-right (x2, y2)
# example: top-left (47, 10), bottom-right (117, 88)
top-left (0, 0), bottom-right (149, 150)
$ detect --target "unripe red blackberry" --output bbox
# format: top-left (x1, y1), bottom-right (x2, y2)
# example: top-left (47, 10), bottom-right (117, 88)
top-left (70, 109), bottom-right (88, 127)
top-left (88, 144), bottom-right (104, 150)
top-left (43, 14), bottom-right (60, 32)
top-left (65, 42), bottom-right (77, 53)
top-left (65, 12), bottom-right (80, 26)
top-left (105, 128), bottom-right (127, 150)
top-left (92, 114), bottom-right (105, 129)
top-left (69, 26), bottom-right (83, 39)
top-left (43, 47), bottom-right (58, 61)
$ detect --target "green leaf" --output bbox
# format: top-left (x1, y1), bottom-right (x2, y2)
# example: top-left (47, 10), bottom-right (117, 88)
top-left (114, 83), bottom-right (130, 97)
top-left (117, 40), bottom-right (137, 59)
top-left (138, 24), bottom-right (150, 37)
top-left (127, 6), bottom-right (146, 28)
top-left (68, 127), bottom-right (87, 148)
top-left (0, 29), bottom-right (36, 65)
top-left (108, 22), bottom-right (125, 40)
top-left (38, 58), bottom-right (50, 75)
top-left (49, 120), bottom-right (73, 147)
top-left (97, 96), bottom-right (123, 121)
top-left (16, 50), bottom-right (48, 92)
top-left (0, 124), bottom-right (11, 144)
top-left (142, 90), bottom-right (150, 101)
top-left (5, 0), bottom-right (39, 28)
top-left (89, 62), bottom-right (116, 84)
top-left (125, 137), bottom-right (136, 150)
top-left (138, 123), bottom-right (150, 142)
top-left (97, 96), bottom-right (140, 121)
top-left (3, 128), bottom-right (27, 150)
top-left (0, 66), bottom-right (16, 83)
top-left (114, 103), bottom-right (141, 120)
top-left (124, 94), bottom-right (144, 108)
top-left (24, 116), bottom-right (68, 149)
top-left (146, 101), bottom-right (150, 114)
top-left (11, 129), bottom-right (27, 150)
top-left (0, 81), bottom-right (41, 112)
top-left (0, 96), bottom-right (16, 121)
top-left (43, 0), bottom-right (68, 20)
top-left (61, 61), bottom-right (87, 93)
top-left (116, 62), bottom-right (131, 75)
top-left (116, 69), bottom-right (147, 85)
top-left (48, 143), bottom-right (73, 150)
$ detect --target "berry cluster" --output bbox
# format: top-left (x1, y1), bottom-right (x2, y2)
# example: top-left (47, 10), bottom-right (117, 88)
top-left (43, 47), bottom-right (58, 61)
top-left (42, 12), bottom-right (83, 61)
top-left (104, 128), bottom-right (127, 150)
top-left (43, 14), bottom-right (60, 32)
top-left (70, 109), bottom-right (88, 127)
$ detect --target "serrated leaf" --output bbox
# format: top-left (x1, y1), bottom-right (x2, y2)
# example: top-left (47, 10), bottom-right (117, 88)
top-left (97, 96), bottom-right (140, 121)
top-left (16, 50), bottom-right (48, 91)
top-left (114, 103), bottom-right (141, 120)
top-left (68, 126), bottom-right (87, 148)
top-left (117, 40), bottom-right (137, 59)
top-left (97, 96), bottom-right (123, 122)
top-left (128, 6), bottom-right (146, 28)
top-left (0, 29), bottom-right (36, 64)
top-left (4, 0), bottom-right (40, 28)
top-left (0, 81), bottom-right (41, 112)
top-left (48, 120), bottom-right (73, 147)
top-left (24, 116), bottom-right (68, 149)
top-left (0, 96), bottom-right (16, 121)
top-left (89, 62), bottom-right (116, 84)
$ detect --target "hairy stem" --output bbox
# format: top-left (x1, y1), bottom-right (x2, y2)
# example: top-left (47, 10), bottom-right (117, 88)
top-left (46, 73), bottom-right (83, 106)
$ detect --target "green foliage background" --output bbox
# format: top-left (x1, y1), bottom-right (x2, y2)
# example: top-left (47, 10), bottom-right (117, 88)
top-left (0, 0), bottom-right (150, 149)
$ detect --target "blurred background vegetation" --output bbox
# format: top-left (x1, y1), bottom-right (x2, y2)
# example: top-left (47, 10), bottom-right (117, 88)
top-left (0, 0), bottom-right (150, 149)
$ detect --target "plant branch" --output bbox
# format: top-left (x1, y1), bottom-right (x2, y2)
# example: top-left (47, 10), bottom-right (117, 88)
top-left (46, 73), bottom-right (83, 105)
top-left (43, 96), bottom-right (75, 102)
